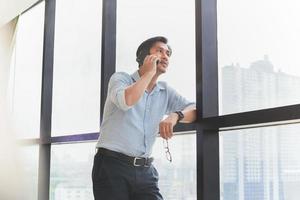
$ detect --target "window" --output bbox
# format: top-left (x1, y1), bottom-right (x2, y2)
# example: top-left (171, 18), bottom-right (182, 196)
top-left (116, 0), bottom-right (196, 102)
top-left (220, 123), bottom-right (300, 200)
top-left (9, 0), bottom-right (300, 200)
top-left (153, 133), bottom-right (196, 200)
top-left (218, 0), bottom-right (300, 114)
top-left (52, 0), bottom-right (102, 135)
top-left (50, 142), bottom-right (96, 200)
top-left (49, 135), bottom-right (196, 200)
top-left (115, 2), bottom-right (196, 198)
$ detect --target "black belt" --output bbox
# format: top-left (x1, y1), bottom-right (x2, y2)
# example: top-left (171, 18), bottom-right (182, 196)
top-left (97, 148), bottom-right (154, 167)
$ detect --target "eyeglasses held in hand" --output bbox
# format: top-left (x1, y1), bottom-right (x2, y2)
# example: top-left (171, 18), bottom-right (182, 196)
top-left (163, 139), bottom-right (172, 162)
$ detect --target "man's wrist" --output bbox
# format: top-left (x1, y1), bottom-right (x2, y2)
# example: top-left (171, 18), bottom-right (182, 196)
top-left (142, 67), bottom-right (156, 77)
top-left (174, 111), bottom-right (184, 123)
top-left (171, 112), bottom-right (179, 119)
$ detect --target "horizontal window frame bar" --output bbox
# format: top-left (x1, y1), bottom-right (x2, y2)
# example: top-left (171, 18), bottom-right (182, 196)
top-left (17, 123), bottom-right (197, 145)
top-left (17, 104), bottom-right (300, 144)
top-left (200, 103), bottom-right (300, 129)
top-left (17, 103), bottom-right (300, 145)
top-left (219, 119), bottom-right (300, 132)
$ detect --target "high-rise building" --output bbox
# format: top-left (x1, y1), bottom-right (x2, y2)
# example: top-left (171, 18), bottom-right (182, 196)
top-left (221, 56), bottom-right (300, 200)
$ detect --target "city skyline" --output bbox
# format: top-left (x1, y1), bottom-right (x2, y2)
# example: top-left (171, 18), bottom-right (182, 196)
top-left (221, 57), bottom-right (300, 200)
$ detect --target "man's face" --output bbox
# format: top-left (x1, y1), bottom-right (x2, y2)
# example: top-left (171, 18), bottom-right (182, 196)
top-left (149, 42), bottom-right (171, 74)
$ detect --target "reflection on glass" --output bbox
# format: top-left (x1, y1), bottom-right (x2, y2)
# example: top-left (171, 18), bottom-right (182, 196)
top-left (8, 2), bottom-right (45, 138)
top-left (218, 0), bottom-right (300, 114)
top-left (50, 142), bottom-right (96, 200)
top-left (116, 0), bottom-right (195, 102)
top-left (52, 0), bottom-right (102, 136)
top-left (152, 133), bottom-right (196, 200)
top-left (220, 124), bottom-right (300, 200)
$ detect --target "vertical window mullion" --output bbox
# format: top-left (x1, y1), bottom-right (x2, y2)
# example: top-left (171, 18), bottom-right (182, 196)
top-left (38, 0), bottom-right (56, 199)
top-left (196, 0), bottom-right (220, 199)
top-left (100, 0), bottom-right (117, 123)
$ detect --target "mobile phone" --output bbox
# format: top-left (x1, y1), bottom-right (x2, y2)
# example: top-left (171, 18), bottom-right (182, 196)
top-left (137, 49), bottom-right (159, 65)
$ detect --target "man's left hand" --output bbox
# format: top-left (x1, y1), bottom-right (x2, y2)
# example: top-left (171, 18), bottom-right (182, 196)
top-left (159, 113), bottom-right (179, 139)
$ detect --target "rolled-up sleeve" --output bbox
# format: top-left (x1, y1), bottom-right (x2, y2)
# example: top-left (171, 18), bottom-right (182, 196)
top-left (108, 72), bottom-right (132, 111)
top-left (166, 85), bottom-right (196, 114)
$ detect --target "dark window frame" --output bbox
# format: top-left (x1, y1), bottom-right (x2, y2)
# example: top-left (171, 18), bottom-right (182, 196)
top-left (16, 0), bottom-right (300, 199)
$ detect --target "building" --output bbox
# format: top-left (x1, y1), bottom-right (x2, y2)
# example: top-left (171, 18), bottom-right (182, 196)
top-left (221, 56), bottom-right (300, 200)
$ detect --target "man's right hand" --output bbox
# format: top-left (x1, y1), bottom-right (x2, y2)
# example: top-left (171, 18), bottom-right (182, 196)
top-left (141, 55), bottom-right (159, 76)
top-left (123, 55), bottom-right (159, 107)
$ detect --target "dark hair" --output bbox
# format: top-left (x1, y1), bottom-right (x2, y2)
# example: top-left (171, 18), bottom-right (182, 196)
top-left (136, 36), bottom-right (172, 67)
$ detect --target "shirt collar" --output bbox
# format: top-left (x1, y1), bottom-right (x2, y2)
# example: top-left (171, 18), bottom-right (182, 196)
top-left (131, 70), bottom-right (166, 91)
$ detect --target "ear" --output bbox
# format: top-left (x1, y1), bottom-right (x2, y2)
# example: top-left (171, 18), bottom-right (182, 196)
top-left (136, 49), bottom-right (149, 66)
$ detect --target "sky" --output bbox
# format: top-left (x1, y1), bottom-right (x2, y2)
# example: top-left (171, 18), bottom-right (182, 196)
top-left (218, 0), bottom-right (300, 76)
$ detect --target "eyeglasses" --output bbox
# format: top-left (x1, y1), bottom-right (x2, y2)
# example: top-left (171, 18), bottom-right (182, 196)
top-left (163, 139), bottom-right (172, 162)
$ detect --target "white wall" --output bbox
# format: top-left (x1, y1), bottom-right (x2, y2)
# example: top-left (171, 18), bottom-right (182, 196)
top-left (0, 16), bottom-right (31, 200)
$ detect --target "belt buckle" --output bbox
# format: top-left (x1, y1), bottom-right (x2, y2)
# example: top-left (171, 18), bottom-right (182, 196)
top-left (133, 157), bottom-right (143, 167)
top-left (144, 158), bottom-right (150, 167)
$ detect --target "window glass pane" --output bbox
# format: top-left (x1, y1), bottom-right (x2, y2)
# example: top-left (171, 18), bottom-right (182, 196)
top-left (220, 124), bottom-right (300, 200)
top-left (218, 0), bottom-right (300, 114)
top-left (8, 2), bottom-right (45, 138)
top-left (116, 0), bottom-right (195, 102)
top-left (50, 142), bottom-right (96, 200)
top-left (52, 0), bottom-right (102, 136)
top-left (49, 134), bottom-right (196, 200)
top-left (152, 133), bottom-right (196, 199)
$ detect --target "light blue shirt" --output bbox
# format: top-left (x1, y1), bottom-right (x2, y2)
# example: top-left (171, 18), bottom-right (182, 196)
top-left (96, 70), bottom-right (195, 157)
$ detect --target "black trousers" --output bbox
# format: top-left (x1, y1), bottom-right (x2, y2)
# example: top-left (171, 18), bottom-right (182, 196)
top-left (92, 150), bottom-right (164, 200)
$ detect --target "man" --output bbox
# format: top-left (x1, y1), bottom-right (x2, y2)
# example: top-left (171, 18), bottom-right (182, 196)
top-left (92, 36), bottom-right (196, 200)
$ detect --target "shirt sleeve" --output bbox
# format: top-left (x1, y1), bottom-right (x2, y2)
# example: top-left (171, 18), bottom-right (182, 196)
top-left (108, 72), bottom-right (133, 111)
top-left (166, 85), bottom-right (196, 114)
